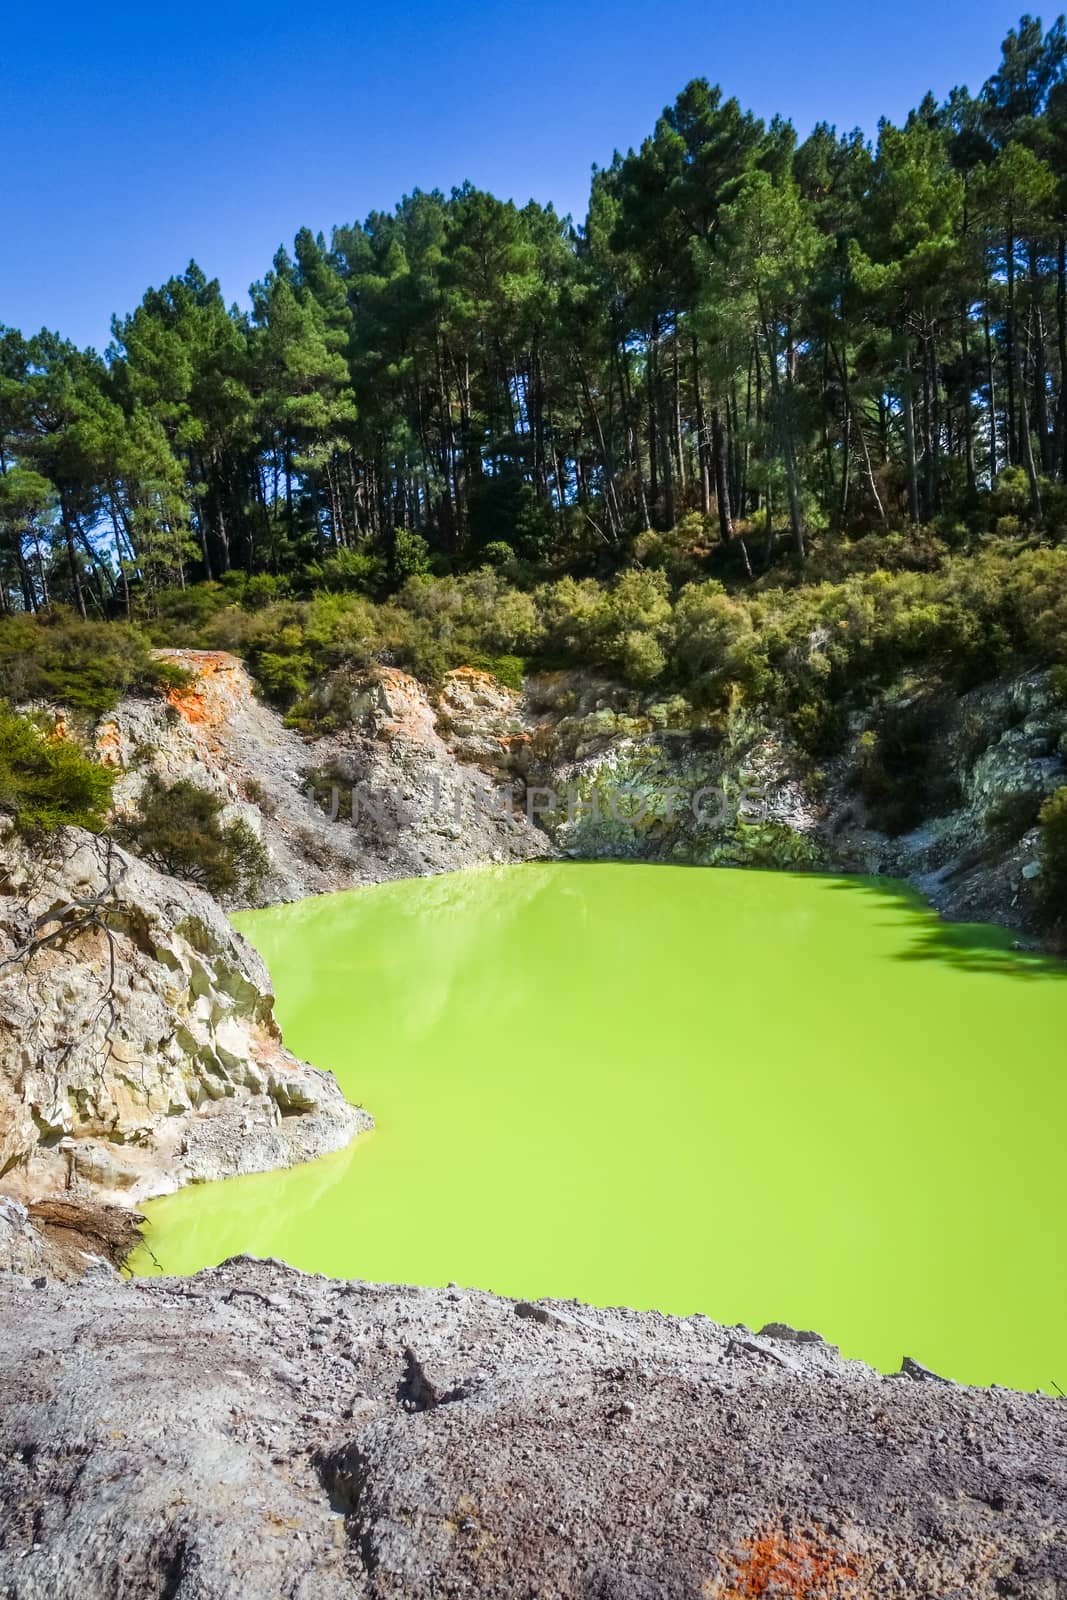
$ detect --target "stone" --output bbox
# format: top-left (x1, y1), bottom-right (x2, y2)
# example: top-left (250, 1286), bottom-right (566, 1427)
top-left (0, 821), bottom-right (368, 1209)
top-left (0, 1261), bottom-right (1063, 1599)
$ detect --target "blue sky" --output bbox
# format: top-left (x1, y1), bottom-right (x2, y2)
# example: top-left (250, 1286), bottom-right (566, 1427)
top-left (1, 0), bottom-right (1042, 350)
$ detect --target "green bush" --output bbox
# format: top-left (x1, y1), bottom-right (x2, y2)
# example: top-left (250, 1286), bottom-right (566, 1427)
top-left (392, 528), bottom-right (431, 581)
top-left (117, 777), bottom-right (268, 898)
top-left (535, 569), bottom-right (671, 683)
top-left (480, 541), bottom-right (517, 569)
top-left (142, 582), bottom-right (236, 641)
top-left (466, 653), bottom-right (526, 690)
top-left (305, 548), bottom-right (387, 594)
top-left (1038, 787), bottom-right (1067, 923)
top-left (856, 703), bottom-right (958, 836)
top-left (0, 608), bottom-right (181, 714)
top-left (0, 704), bottom-right (114, 832)
top-left (671, 583), bottom-right (766, 706)
top-left (633, 515), bottom-right (710, 586)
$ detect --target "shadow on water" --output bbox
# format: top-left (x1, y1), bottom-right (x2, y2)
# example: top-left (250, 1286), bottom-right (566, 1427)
top-left (824, 873), bottom-right (1067, 981)
top-left (516, 859), bottom-right (1067, 983)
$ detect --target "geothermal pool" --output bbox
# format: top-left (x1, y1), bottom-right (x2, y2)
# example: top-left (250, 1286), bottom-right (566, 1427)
top-left (132, 863), bottom-right (1067, 1390)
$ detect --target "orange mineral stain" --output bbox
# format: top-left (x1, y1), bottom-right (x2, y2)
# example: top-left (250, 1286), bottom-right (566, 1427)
top-left (703, 1524), bottom-right (862, 1599)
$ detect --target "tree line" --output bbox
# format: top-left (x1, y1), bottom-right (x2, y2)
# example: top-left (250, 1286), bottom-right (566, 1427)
top-left (5, 14), bottom-right (1067, 615)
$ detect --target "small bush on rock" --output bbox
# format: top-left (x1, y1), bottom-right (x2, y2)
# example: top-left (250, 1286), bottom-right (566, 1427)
top-left (1037, 787), bottom-right (1067, 924)
top-left (117, 777), bottom-right (268, 898)
top-left (466, 653), bottom-right (526, 690)
top-left (0, 608), bottom-right (182, 714)
top-left (0, 703), bottom-right (114, 832)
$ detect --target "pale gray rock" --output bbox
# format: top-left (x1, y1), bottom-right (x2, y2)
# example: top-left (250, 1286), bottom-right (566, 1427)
top-left (0, 1259), bottom-right (1063, 1599)
top-left (0, 1197), bottom-right (40, 1275)
top-left (0, 821), bottom-right (367, 1205)
top-left (97, 652), bottom-right (554, 908)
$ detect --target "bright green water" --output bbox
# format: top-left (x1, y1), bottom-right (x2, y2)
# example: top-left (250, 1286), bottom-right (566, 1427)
top-left (132, 863), bottom-right (1067, 1390)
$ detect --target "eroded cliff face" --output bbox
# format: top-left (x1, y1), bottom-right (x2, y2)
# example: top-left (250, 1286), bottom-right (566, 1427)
top-left (827, 671), bottom-right (1066, 928)
top-left (0, 821), bottom-right (367, 1206)
top-left (95, 650), bottom-right (1066, 936)
top-left (95, 651), bottom-right (554, 906)
top-left (522, 669), bottom-right (1066, 933)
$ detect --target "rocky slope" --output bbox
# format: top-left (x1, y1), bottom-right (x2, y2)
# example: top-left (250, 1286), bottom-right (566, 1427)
top-left (96, 650), bottom-right (553, 906)
top-left (95, 651), bottom-right (1065, 935)
top-left (0, 1257), bottom-right (1063, 1599)
top-left (0, 821), bottom-right (367, 1208)
top-left (510, 668), bottom-right (1066, 932)
top-left (828, 670), bottom-right (1066, 928)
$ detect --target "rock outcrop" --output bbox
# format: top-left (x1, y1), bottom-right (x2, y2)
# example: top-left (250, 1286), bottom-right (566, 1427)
top-left (308, 660), bottom-right (1067, 933)
top-left (0, 1257), bottom-right (1062, 1599)
top-left (0, 822), bottom-right (367, 1205)
top-left (96, 649), bottom-right (369, 904)
top-left (828, 670), bottom-right (1067, 928)
top-left (93, 651), bottom-right (1067, 936)
top-left (515, 671), bottom-right (824, 871)
top-left (96, 651), bottom-right (554, 906)
top-left (306, 662), bottom-right (555, 884)
top-left (0, 1193), bottom-right (143, 1280)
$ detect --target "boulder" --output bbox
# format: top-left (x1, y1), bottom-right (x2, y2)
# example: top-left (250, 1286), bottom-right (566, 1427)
top-left (0, 820), bottom-right (368, 1206)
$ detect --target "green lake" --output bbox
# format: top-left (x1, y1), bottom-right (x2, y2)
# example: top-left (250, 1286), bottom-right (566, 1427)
top-left (132, 862), bottom-right (1067, 1390)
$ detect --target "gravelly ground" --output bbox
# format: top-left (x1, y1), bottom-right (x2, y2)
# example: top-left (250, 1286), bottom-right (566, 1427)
top-left (0, 1258), bottom-right (1064, 1599)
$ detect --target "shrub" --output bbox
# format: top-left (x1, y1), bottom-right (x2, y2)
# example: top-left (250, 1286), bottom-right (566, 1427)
top-left (0, 704), bottom-right (114, 832)
top-left (536, 569), bottom-right (671, 683)
top-left (242, 776), bottom-right (277, 816)
top-left (467, 473), bottom-right (554, 558)
top-left (392, 528), bottom-right (432, 581)
top-left (1038, 786), bottom-right (1067, 923)
top-left (253, 627), bottom-right (313, 701)
top-left (241, 573), bottom-right (291, 609)
top-left (613, 629), bottom-right (666, 685)
top-left (990, 466), bottom-right (1032, 519)
top-left (633, 515), bottom-right (709, 586)
top-left (466, 653), bottom-right (526, 690)
top-left (0, 608), bottom-right (180, 714)
top-left (536, 575), bottom-right (608, 661)
top-left (139, 582), bottom-right (234, 640)
top-left (305, 548), bottom-right (387, 594)
top-left (117, 777), bottom-right (268, 898)
top-left (671, 583), bottom-right (766, 706)
top-left (481, 541), bottom-right (517, 568)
